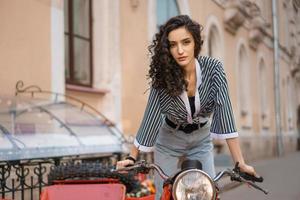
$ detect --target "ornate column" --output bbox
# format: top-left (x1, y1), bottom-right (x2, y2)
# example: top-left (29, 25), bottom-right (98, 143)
top-left (223, 0), bottom-right (248, 34)
top-left (248, 3), bottom-right (266, 50)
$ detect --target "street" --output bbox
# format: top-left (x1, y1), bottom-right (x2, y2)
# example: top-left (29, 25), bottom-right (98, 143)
top-left (219, 151), bottom-right (300, 200)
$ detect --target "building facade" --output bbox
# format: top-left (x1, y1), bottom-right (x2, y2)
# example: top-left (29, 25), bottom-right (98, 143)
top-left (0, 0), bottom-right (300, 161)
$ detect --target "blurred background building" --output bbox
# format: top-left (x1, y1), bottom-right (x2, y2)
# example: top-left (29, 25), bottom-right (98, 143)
top-left (0, 0), bottom-right (300, 161)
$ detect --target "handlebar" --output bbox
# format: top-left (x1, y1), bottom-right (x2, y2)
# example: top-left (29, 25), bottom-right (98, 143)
top-left (114, 160), bottom-right (268, 195)
top-left (113, 160), bottom-right (169, 180)
top-left (213, 165), bottom-right (268, 195)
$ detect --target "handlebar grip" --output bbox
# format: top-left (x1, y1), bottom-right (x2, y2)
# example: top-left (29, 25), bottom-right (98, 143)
top-left (124, 163), bottom-right (134, 167)
top-left (240, 172), bottom-right (264, 182)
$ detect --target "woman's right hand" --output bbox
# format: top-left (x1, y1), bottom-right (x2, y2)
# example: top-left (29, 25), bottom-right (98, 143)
top-left (116, 158), bottom-right (135, 169)
top-left (117, 147), bottom-right (139, 169)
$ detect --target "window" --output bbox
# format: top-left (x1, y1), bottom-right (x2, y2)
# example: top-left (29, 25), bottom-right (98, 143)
top-left (237, 45), bottom-right (252, 129)
top-left (258, 59), bottom-right (269, 127)
top-left (208, 25), bottom-right (222, 60)
top-left (286, 77), bottom-right (293, 130)
top-left (64, 0), bottom-right (93, 87)
top-left (156, 0), bottom-right (179, 27)
top-left (238, 45), bottom-right (250, 116)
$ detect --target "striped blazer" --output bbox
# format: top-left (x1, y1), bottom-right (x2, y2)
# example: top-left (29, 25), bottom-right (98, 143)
top-left (134, 56), bottom-right (238, 152)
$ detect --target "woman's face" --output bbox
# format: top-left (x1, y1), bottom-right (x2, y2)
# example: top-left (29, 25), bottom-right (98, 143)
top-left (168, 27), bottom-right (195, 68)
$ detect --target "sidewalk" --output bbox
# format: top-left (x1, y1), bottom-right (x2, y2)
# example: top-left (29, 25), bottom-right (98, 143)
top-left (219, 151), bottom-right (300, 200)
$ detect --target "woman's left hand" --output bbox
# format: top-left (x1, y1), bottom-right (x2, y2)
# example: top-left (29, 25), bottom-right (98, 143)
top-left (238, 163), bottom-right (257, 175)
top-left (238, 163), bottom-right (263, 182)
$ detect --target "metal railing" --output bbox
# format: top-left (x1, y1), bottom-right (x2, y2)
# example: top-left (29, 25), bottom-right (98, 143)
top-left (0, 156), bottom-right (116, 200)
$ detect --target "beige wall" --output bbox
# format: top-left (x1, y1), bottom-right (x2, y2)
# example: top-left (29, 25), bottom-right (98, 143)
top-left (0, 0), bottom-right (52, 95)
top-left (120, 0), bottom-right (149, 134)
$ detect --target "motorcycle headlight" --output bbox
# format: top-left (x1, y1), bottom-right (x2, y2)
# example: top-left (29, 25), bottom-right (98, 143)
top-left (172, 169), bottom-right (216, 200)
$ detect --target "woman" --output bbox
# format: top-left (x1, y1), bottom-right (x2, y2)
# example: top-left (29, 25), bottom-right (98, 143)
top-left (117, 15), bottom-right (261, 198)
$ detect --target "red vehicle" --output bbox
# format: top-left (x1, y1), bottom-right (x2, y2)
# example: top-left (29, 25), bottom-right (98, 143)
top-left (40, 160), bottom-right (267, 200)
top-left (41, 162), bottom-right (155, 200)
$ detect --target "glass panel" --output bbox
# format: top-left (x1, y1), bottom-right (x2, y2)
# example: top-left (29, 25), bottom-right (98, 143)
top-left (73, 37), bottom-right (90, 85)
top-left (73, 0), bottom-right (90, 38)
top-left (65, 35), bottom-right (70, 79)
top-left (64, 0), bottom-right (69, 32)
top-left (0, 95), bottom-right (125, 161)
top-left (157, 0), bottom-right (179, 26)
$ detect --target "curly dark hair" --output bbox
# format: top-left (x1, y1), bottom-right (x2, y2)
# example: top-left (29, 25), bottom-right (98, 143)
top-left (148, 15), bottom-right (204, 96)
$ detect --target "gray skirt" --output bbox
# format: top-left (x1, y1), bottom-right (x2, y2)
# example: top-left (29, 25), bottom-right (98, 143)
top-left (153, 121), bottom-right (215, 199)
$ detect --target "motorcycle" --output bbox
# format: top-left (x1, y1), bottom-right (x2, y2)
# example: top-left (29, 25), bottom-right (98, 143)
top-left (41, 160), bottom-right (267, 200)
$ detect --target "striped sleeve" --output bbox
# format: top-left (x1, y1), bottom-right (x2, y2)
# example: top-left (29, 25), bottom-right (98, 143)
top-left (134, 87), bottom-right (163, 152)
top-left (210, 62), bottom-right (239, 139)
